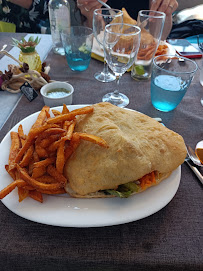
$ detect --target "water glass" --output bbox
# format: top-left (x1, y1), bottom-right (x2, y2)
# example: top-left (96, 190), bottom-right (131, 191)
top-left (93, 8), bottom-right (123, 82)
top-left (103, 23), bottom-right (141, 107)
top-left (151, 55), bottom-right (197, 112)
top-left (61, 26), bottom-right (93, 72)
top-left (131, 10), bottom-right (165, 81)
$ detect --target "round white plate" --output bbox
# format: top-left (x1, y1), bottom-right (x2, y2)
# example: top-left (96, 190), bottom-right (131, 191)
top-left (0, 105), bottom-right (181, 227)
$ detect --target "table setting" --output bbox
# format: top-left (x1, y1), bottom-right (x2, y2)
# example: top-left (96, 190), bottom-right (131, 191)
top-left (0, 8), bottom-right (202, 269)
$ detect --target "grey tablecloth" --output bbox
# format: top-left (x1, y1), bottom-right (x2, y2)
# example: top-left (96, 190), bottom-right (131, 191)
top-left (0, 33), bottom-right (202, 271)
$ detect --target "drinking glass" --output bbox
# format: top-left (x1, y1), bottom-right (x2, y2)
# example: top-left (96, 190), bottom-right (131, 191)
top-left (93, 8), bottom-right (123, 82)
top-left (61, 26), bottom-right (93, 72)
top-left (103, 23), bottom-right (141, 107)
top-left (131, 10), bottom-right (165, 81)
top-left (151, 54), bottom-right (198, 112)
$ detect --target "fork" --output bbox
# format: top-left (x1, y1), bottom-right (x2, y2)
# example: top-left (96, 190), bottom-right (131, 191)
top-left (197, 35), bottom-right (203, 53)
top-left (185, 157), bottom-right (203, 185)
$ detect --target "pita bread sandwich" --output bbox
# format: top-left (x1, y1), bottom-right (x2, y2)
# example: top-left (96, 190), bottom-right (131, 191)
top-left (112, 8), bottom-right (155, 54)
top-left (64, 102), bottom-right (186, 198)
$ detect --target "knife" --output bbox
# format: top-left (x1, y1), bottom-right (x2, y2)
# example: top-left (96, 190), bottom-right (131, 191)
top-left (185, 158), bottom-right (203, 185)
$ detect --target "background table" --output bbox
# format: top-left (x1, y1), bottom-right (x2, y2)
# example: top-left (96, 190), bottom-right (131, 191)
top-left (0, 33), bottom-right (202, 271)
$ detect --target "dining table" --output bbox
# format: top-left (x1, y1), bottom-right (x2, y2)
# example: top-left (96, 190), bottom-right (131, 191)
top-left (0, 32), bottom-right (202, 271)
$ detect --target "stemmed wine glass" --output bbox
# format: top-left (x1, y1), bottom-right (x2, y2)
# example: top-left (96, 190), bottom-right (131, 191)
top-left (102, 23), bottom-right (141, 107)
top-left (93, 8), bottom-right (123, 82)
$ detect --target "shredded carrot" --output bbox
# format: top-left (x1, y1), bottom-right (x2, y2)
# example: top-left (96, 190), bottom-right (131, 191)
top-left (139, 171), bottom-right (156, 190)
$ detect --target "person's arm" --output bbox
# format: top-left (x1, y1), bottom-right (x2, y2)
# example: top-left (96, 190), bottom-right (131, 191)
top-left (74, 0), bottom-right (107, 27)
top-left (8, 0), bottom-right (33, 9)
top-left (150, 0), bottom-right (178, 40)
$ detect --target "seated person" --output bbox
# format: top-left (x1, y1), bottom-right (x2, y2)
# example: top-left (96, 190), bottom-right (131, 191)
top-left (73, 0), bottom-right (178, 40)
top-left (0, 0), bottom-right (49, 33)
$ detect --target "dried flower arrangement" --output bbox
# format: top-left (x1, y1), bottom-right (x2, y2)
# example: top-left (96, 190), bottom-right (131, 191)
top-left (0, 46), bottom-right (51, 94)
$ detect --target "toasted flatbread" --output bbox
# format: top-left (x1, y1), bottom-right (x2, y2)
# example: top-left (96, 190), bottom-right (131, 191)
top-left (64, 103), bottom-right (186, 197)
top-left (112, 8), bottom-right (154, 53)
top-left (121, 8), bottom-right (137, 25)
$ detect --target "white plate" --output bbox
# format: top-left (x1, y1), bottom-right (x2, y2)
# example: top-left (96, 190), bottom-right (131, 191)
top-left (0, 105), bottom-right (181, 228)
top-left (92, 38), bottom-right (176, 60)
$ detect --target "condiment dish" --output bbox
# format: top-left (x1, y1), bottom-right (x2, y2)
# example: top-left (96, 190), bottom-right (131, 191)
top-left (40, 81), bottom-right (74, 107)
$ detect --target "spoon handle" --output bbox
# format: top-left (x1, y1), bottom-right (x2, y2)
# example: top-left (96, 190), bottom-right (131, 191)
top-left (185, 158), bottom-right (203, 185)
top-left (96, 0), bottom-right (116, 16)
top-left (97, 0), bottom-right (111, 9)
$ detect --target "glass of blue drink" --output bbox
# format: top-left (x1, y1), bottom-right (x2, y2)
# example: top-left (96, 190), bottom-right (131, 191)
top-left (61, 26), bottom-right (93, 71)
top-left (151, 55), bottom-right (197, 112)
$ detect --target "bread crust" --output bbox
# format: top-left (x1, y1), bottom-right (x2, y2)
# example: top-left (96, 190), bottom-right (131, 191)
top-left (64, 103), bottom-right (186, 196)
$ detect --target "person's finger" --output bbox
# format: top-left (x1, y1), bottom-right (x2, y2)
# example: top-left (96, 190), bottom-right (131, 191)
top-left (150, 0), bottom-right (162, 11)
top-left (164, 0), bottom-right (178, 15)
top-left (77, 1), bottom-right (102, 17)
top-left (158, 0), bottom-right (171, 13)
top-left (87, 3), bottom-right (102, 11)
top-left (77, 0), bottom-right (107, 8)
top-left (151, 0), bottom-right (178, 14)
top-left (77, 1), bottom-right (83, 7)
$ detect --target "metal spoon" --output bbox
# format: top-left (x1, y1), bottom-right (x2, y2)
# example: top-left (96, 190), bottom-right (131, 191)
top-left (96, 0), bottom-right (116, 16)
top-left (186, 145), bottom-right (203, 167)
top-left (96, 1), bottom-right (147, 32)
top-left (97, 0), bottom-right (111, 9)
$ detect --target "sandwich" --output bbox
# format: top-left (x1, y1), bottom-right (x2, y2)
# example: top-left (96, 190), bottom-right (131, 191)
top-left (112, 8), bottom-right (155, 55)
top-left (121, 8), bottom-right (154, 45)
top-left (64, 102), bottom-right (186, 198)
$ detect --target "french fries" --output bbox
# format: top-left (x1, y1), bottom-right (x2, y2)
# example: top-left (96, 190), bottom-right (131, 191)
top-left (47, 106), bottom-right (94, 124)
top-left (0, 104), bottom-right (108, 203)
top-left (9, 132), bottom-right (21, 168)
top-left (137, 43), bottom-right (169, 61)
top-left (0, 179), bottom-right (27, 199)
top-left (18, 187), bottom-right (29, 202)
top-left (31, 105), bottom-right (49, 129)
top-left (56, 141), bottom-right (65, 174)
top-left (75, 132), bottom-right (109, 148)
top-left (19, 145), bottom-right (34, 167)
top-left (155, 44), bottom-right (168, 57)
top-left (18, 124), bottom-right (26, 146)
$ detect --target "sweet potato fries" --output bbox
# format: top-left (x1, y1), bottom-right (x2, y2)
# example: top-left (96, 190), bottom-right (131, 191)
top-left (0, 105), bottom-right (108, 203)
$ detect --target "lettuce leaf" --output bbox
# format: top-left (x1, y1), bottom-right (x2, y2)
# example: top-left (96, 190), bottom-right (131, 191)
top-left (105, 189), bottom-right (132, 198)
top-left (103, 182), bottom-right (140, 198)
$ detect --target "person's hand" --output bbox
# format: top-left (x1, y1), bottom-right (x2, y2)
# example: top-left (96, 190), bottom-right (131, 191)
top-left (76, 0), bottom-right (107, 27)
top-left (150, 0), bottom-right (178, 40)
top-left (9, 0), bottom-right (33, 9)
top-left (150, 0), bottom-right (178, 15)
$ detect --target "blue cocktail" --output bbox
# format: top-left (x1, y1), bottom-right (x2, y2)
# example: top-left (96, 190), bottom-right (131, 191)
top-left (151, 75), bottom-right (189, 112)
top-left (61, 26), bottom-right (93, 72)
top-left (151, 55), bottom-right (197, 112)
top-left (65, 50), bottom-right (92, 71)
